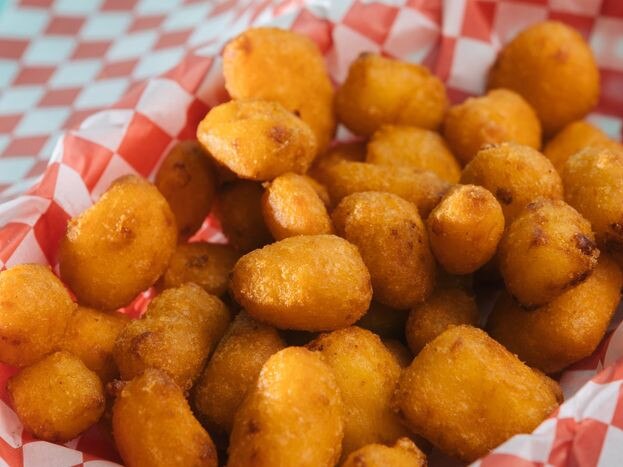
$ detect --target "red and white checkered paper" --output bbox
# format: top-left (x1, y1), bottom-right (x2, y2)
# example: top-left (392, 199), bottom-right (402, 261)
top-left (1, 0), bottom-right (623, 466)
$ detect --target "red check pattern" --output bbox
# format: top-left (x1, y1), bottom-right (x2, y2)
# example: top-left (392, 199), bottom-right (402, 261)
top-left (0, 1), bottom-right (623, 466)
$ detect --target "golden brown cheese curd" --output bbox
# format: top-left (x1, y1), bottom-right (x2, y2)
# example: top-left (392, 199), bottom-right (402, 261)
top-left (309, 141), bottom-right (366, 186)
top-left (60, 306), bottom-right (129, 383)
top-left (461, 142), bottom-right (563, 222)
top-left (303, 174), bottom-right (331, 207)
top-left (488, 21), bottom-right (599, 136)
top-left (231, 234), bottom-right (372, 331)
top-left (499, 198), bottom-right (599, 308)
top-left (563, 147), bottom-right (623, 258)
top-left (261, 172), bottom-right (333, 239)
top-left (322, 161), bottom-right (449, 216)
top-left (228, 347), bottom-right (344, 467)
top-left (0, 264), bottom-right (75, 367)
top-left (443, 89), bottom-right (542, 164)
top-left (366, 125), bottom-right (461, 182)
top-left (155, 140), bottom-right (216, 241)
top-left (223, 27), bottom-right (335, 152)
top-left (112, 369), bottom-right (217, 467)
top-left (113, 283), bottom-right (230, 391)
top-left (197, 99), bottom-right (317, 181)
top-left (488, 255), bottom-right (622, 374)
top-left (405, 287), bottom-right (479, 354)
top-left (393, 325), bottom-right (561, 462)
top-left (308, 327), bottom-right (411, 457)
top-left (335, 53), bottom-right (447, 136)
top-left (8, 351), bottom-right (105, 442)
top-left (193, 311), bottom-right (285, 433)
top-left (355, 301), bottom-right (409, 339)
top-left (382, 339), bottom-right (413, 368)
top-left (161, 242), bottom-right (239, 296)
top-left (216, 180), bottom-right (272, 253)
top-left (332, 192), bottom-right (436, 308)
top-left (543, 120), bottom-right (623, 172)
top-left (59, 175), bottom-right (177, 310)
top-left (427, 185), bottom-right (505, 274)
top-left (341, 438), bottom-right (427, 467)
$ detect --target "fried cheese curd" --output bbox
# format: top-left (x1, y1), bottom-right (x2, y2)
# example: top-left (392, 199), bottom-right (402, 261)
top-left (307, 327), bottom-right (410, 458)
top-left (261, 172), bottom-right (333, 239)
top-left (443, 88), bottom-right (542, 164)
top-left (427, 184), bottom-right (505, 274)
top-left (355, 301), bottom-right (409, 339)
top-left (161, 242), bottom-right (239, 296)
top-left (60, 306), bottom-right (129, 383)
top-left (193, 311), bottom-right (285, 433)
top-left (461, 142), bottom-right (563, 222)
top-left (383, 339), bottom-right (413, 368)
top-left (365, 125), bottom-right (461, 182)
top-left (197, 99), bottom-right (317, 181)
top-left (488, 21), bottom-right (599, 135)
top-left (223, 27), bottom-right (335, 152)
top-left (155, 140), bottom-right (216, 241)
top-left (112, 369), bottom-right (217, 467)
top-left (543, 120), bottom-right (623, 172)
top-left (8, 351), bottom-right (105, 443)
top-left (216, 180), bottom-right (273, 253)
top-left (332, 191), bottom-right (436, 309)
top-left (308, 141), bottom-right (366, 187)
top-left (341, 438), bottom-right (427, 467)
top-left (228, 347), bottom-right (344, 467)
top-left (488, 255), bottom-right (623, 374)
top-left (231, 234), bottom-right (372, 331)
top-left (113, 283), bottom-right (230, 391)
top-left (499, 198), bottom-right (599, 308)
top-left (0, 264), bottom-right (75, 367)
top-left (393, 326), bottom-right (562, 462)
top-left (405, 287), bottom-right (479, 354)
top-left (321, 161), bottom-right (449, 216)
top-left (335, 53), bottom-right (447, 136)
top-left (563, 147), bottom-right (623, 260)
top-left (59, 175), bottom-right (177, 310)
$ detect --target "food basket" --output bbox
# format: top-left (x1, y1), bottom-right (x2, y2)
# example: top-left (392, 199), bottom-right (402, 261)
top-left (0, 0), bottom-right (622, 465)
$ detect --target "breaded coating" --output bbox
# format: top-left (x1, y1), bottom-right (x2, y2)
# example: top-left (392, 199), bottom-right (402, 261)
top-left (461, 142), bottom-right (562, 223)
top-left (332, 192), bottom-right (436, 308)
top-left (394, 326), bottom-right (561, 462)
top-left (8, 351), bottom-right (105, 442)
top-left (489, 255), bottom-right (622, 373)
top-left (112, 369), bottom-right (217, 467)
top-left (59, 175), bottom-right (177, 310)
top-left (488, 21), bottom-right (599, 135)
top-left (261, 172), bottom-right (333, 239)
top-left (216, 180), bottom-right (273, 253)
top-left (498, 198), bottom-right (599, 308)
top-left (193, 311), bottom-right (285, 433)
top-left (162, 242), bottom-right (239, 296)
top-left (231, 235), bottom-right (372, 331)
top-left (308, 327), bottom-right (411, 457)
top-left (228, 347), bottom-right (344, 467)
top-left (335, 53), bottom-right (447, 136)
top-left (406, 287), bottom-right (479, 354)
top-left (113, 283), bottom-right (230, 391)
top-left (443, 89), bottom-right (541, 164)
top-left (427, 185), bottom-right (504, 274)
top-left (197, 99), bottom-right (317, 181)
top-left (366, 125), bottom-right (461, 182)
top-left (155, 140), bottom-right (216, 241)
top-left (0, 264), bottom-right (75, 367)
top-left (223, 28), bottom-right (335, 152)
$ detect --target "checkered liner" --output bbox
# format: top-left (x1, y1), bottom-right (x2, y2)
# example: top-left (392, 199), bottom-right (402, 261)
top-left (0, 0), bottom-right (622, 466)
